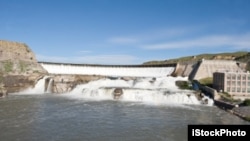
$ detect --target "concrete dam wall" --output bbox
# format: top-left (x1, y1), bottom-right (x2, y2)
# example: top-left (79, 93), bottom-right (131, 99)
top-left (39, 62), bottom-right (176, 77)
top-left (190, 60), bottom-right (244, 80)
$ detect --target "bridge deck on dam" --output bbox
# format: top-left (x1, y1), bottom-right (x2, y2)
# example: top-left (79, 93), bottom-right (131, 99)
top-left (39, 62), bottom-right (176, 77)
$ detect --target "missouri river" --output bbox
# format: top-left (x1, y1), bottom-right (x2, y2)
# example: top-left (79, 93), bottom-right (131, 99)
top-left (0, 94), bottom-right (248, 141)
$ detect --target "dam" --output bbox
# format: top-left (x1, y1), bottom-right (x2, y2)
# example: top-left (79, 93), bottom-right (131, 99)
top-left (39, 62), bottom-right (176, 77)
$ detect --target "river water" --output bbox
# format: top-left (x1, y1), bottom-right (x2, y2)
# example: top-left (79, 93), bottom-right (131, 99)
top-left (0, 94), bottom-right (249, 141)
top-left (0, 76), bottom-right (249, 141)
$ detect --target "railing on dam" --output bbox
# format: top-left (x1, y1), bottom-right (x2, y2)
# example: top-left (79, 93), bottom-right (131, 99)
top-left (39, 62), bottom-right (177, 77)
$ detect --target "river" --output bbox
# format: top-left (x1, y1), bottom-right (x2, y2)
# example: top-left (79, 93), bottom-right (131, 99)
top-left (0, 76), bottom-right (249, 141)
top-left (0, 94), bottom-right (249, 141)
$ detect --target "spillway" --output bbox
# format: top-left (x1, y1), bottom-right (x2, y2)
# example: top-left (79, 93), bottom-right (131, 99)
top-left (64, 76), bottom-right (214, 106)
top-left (39, 62), bottom-right (176, 77)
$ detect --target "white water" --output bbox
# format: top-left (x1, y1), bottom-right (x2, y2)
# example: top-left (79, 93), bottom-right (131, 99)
top-left (16, 76), bottom-right (49, 94)
top-left (15, 74), bottom-right (213, 106)
top-left (65, 76), bottom-right (214, 106)
top-left (46, 78), bottom-right (53, 93)
top-left (40, 63), bottom-right (175, 77)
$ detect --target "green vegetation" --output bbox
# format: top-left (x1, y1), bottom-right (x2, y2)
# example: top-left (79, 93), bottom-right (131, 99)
top-left (199, 77), bottom-right (213, 87)
top-left (19, 61), bottom-right (27, 72)
top-left (24, 43), bottom-right (31, 52)
top-left (242, 99), bottom-right (250, 106)
top-left (143, 51), bottom-right (249, 65)
top-left (0, 72), bottom-right (3, 83)
top-left (4, 60), bottom-right (13, 73)
top-left (243, 116), bottom-right (250, 122)
top-left (219, 92), bottom-right (242, 103)
top-left (175, 80), bottom-right (192, 90)
top-left (33, 70), bottom-right (40, 73)
top-left (235, 52), bottom-right (250, 62)
top-left (235, 53), bottom-right (250, 71)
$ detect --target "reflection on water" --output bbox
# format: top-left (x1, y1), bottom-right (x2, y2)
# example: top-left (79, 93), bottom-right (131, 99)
top-left (0, 94), bottom-right (249, 141)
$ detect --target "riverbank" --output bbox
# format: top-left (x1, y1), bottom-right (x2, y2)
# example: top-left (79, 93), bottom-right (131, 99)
top-left (213, 99), bottom-right (250, 122)
top-left (229, 106), bottom-right (250, 122)
top-left (191, 80), bottom-right (250, 122)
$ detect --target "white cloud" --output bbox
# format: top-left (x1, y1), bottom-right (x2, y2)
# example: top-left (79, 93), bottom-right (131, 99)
top-left (142, 34), bottom-right (250, 50)
top-left (106, 27), bottom-right (193, 45)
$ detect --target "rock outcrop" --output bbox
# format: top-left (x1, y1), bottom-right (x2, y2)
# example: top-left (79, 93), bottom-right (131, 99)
top-left (45, 74), bottom-right (105, 93)
top-left (0, 83), bottom-right (7, 98)
top-left (0, 40), bottom-right (46, 74)
top-left (0, 40), bottom-right (47, 93)
top-left (113, 88), bottom-right (123, 99)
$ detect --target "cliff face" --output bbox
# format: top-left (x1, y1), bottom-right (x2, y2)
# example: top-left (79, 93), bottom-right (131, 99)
top-left (0, 40), bottom-right (47, 75)
top-left (0, 40), bottom-right (47, 93)
top-left (45, 74), bottom-right (105, 93)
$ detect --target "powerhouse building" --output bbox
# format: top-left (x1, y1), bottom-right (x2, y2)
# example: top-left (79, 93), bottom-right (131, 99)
top-left (213, 71), bottom-right (250, 97)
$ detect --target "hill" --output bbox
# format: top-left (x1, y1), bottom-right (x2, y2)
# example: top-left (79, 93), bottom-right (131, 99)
top-left (0, 40), bottom-right (47, 94)
top-left (143, 51), bottom-right (249, 65)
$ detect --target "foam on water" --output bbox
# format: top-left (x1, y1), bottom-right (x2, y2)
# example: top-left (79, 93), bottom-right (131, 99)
top-left (14, 76), bottom-right (50, 95)
top-left (64, 76), bottom-right (214, 106)
top-left (13, 74), bottom-right (213, 106)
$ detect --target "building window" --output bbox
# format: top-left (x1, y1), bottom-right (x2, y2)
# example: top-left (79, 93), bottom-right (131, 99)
top-left (232, 75), bottom-right (236, 80)
top-left (232, 87), bottom-right (236, 92)
top-left (237, 75), bottom-right (241, 80)
top-left (227, 81), bottom-right (231, 85)
top-left (237, 88), bottom-right (241, 92)
top-left (237, 81), bottom-right (241, 86)
top-left (248, 82), bottom-right (250, 86)
top-left (227, 87), bottom-right (230, 92)
top-left (243, 75), bottom-right (246, 80)
top-left (248, 76), bottom-right (250, 80)
top-left (248, 88), bottom-right (250, 93)
top-left (232, 81), bottom-right (236, 86)
top-left (242, 82), bottom-right (246, 86)
top-left (242, 88), bottom-right (246, 93)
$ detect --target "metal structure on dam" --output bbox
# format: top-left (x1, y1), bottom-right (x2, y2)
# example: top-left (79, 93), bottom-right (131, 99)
top-left (39, 62), bottom-right (177, 77)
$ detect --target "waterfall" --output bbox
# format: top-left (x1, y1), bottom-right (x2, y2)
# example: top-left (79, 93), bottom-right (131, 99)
top-left (64, 76), bottom-right (214, 106)
top-left (40, 63), bottom-right (175, 77)
top-left (45, 78), bottom-right (53, 93)
top-left (17, 76), bottom-right (49, 94)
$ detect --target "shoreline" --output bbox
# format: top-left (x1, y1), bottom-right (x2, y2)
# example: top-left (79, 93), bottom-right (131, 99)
top-left (214, 99), bottom-right (250, 122)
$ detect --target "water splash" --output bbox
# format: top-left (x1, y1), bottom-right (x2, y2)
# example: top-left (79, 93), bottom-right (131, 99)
top-left (40, 63), bottom-right (175, 77)
top-left (64, 76), bottom-right (213, 106)
top-left (45, 78), bottom-right (53, 93)
top-left (16, 76), bottom-right (49, 95)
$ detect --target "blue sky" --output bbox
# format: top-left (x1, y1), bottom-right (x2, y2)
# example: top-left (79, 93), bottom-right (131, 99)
top-left (1, 0), bottom-right (250, 64)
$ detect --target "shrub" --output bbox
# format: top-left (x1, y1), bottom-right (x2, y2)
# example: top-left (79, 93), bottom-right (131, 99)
top-left (199, 77), bottom-right (213, 87)
top-left (242, 99), bottom-right (250, 106)
top-left (0, 74), bottom-right (3, 83)
top-left (175, 80), bottom-right (192, 90)
top-left (19, 61), bottom-right (27, 72)
top-left (243, 116), bottom-right (250, 122)
top-left (4, 61), bottom-right (13, 72)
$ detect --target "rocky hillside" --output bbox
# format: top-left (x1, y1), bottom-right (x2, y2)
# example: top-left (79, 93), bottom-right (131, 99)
top-left (0, 40), bottom-right (47, 74)
top-left (143, 51), bottom-right (249, 65)
top-left (143, 51), bottom-right (250, 77)
top-left (0, 40), bottom-right (47, 94)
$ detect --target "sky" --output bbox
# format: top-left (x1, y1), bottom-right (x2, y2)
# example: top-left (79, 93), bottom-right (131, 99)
top-left (0, 0), bottom-right (250, 65)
